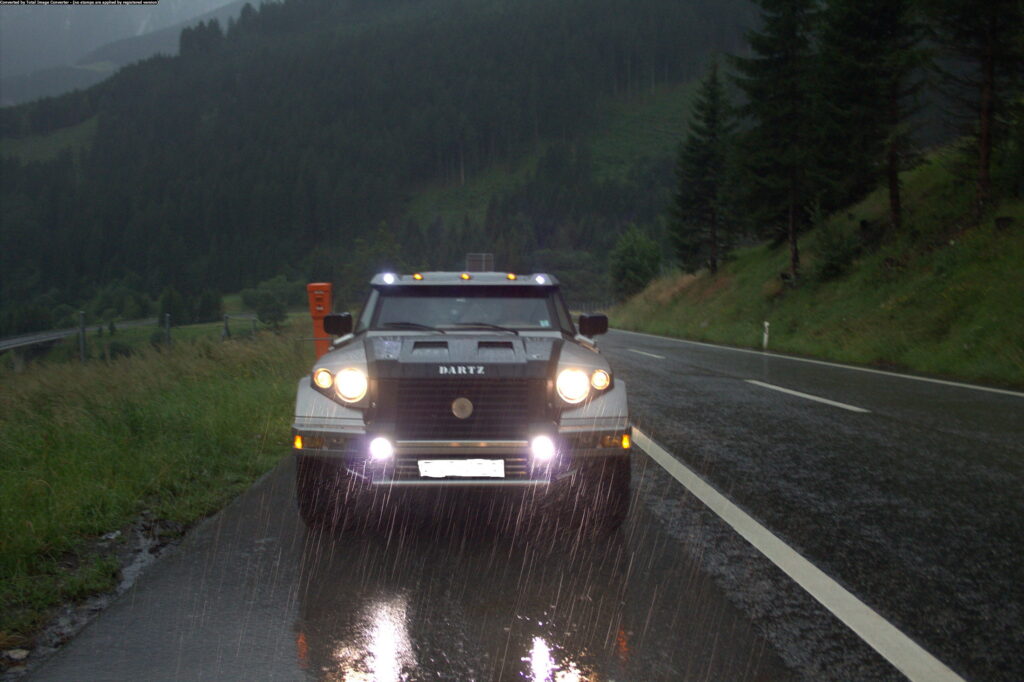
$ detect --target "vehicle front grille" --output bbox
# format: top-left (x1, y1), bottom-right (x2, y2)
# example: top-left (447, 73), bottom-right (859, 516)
top-left (388, 378), bottom-right (539, 440)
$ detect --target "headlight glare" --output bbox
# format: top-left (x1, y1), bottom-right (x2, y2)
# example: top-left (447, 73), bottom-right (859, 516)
top-left (313, 368), bottom-right (334, 389)
top-left (590, 369), bottom-right (611, 391)
top-left (556, 368), bottom-right (590, 404)
top-left (531, 436), bottom-right (556, 461)
top-left (369, 437), bottom-right (394, 460)
top-left (334, 367), bottom-right (368, 402)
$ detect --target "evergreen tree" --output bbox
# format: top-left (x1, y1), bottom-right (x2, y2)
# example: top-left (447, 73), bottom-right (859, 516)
top-left (732, 0), bottom-right (820, 281)
top-left (924, 0), bottom-right (1024, 214)
top-left (671, 58), bottom-right (735, 274)
top-left (816, 0), bottom-right (924, 231)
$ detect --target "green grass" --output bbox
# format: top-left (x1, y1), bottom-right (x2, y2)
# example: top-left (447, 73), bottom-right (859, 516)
top-left (610, 151), bottom-right (1024, 388)
top-left (0, 322), bottom-right (314, 646)
top-left (0, 117), bottom-right (98, 164)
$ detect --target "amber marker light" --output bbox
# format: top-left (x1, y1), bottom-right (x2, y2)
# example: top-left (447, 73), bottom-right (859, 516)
top-left (293, 435), bottom-right (303, 449)
top-left (460, 272), bottom-right (472, 280)
top-left (506, 273), bottom-right (517, 280)
top-left (413, 273), bottom-right (424, 280)
top-left (621, 433), bottom-right (631, 449)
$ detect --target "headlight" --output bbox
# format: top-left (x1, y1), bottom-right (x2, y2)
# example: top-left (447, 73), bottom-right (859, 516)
top-left (313, 368), bottom-right (334, 389)
top-left (590, 369), bottom-right (611, 391)
top-left (334, 367), bottom-right (368, 402)
top-left (556, 368), bottom-right (590, 404)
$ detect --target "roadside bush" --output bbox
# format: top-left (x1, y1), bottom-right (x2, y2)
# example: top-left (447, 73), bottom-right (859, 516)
top-left (814, 221), bottom-right (861, 282)
top-left (610, 225), bottom-right (662, 298)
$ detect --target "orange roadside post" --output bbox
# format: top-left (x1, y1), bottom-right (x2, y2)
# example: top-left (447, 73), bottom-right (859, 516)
top-left (305, 282), bottom-right (333, 358)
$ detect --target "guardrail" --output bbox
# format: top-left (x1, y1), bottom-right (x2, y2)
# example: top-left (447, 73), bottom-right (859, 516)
top-left (0, 313), bottom-right (258, 363)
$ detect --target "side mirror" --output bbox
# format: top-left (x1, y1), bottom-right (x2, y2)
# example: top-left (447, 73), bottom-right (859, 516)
top-left (323, 312), bottom-right (353, 337)
top-left (578, 313), bottom-right (608, 337)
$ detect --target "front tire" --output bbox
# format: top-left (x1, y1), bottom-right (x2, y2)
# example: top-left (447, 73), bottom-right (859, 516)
top-left (572, 455), bottom-right (631, 530)
top-left (295, 455), bottom-right (362, 531)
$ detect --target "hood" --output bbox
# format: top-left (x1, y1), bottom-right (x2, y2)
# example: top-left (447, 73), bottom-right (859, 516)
top-left (365, 334), bottom-right (563, 380)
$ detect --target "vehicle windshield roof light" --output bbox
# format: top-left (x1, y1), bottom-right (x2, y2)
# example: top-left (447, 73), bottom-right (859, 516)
top-left (534, 275), bottom-right (547, 284)
top-left (382, 273), bottom-right (397, 284)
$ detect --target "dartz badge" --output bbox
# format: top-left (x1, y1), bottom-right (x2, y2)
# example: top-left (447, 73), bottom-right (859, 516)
top-left (451, 397), bottom-right (474, 419)
top-left (438, 365), bottom-right (485, 375)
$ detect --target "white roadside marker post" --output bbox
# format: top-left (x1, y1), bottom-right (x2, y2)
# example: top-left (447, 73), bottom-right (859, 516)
top-left (762, 320), bottom-right (770, 350)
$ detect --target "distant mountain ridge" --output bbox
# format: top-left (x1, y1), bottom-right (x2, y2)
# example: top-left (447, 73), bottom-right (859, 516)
top-left (0, 0), bottom-right (249, 106)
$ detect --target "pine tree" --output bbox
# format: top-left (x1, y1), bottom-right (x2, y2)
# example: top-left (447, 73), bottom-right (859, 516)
top-left (816, 0), bottom-right (924, 231)
top-left (925, 0), bottom-right (1024, 214)
top-left (671, 58), bottom-right (736, 274)
top-left (732, 0), bottom-right (820, 281)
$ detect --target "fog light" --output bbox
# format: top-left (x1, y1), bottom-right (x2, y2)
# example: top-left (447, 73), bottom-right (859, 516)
top-left (531, 436), bottom-right (556, 461)
top-left (293, 435), bottom-right (303, 449)
top-left (369, 437), bottom-right (394, 461)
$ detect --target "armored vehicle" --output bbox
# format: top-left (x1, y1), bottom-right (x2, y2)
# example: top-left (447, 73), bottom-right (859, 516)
top-left (292, 271), bottom-right (631, 530)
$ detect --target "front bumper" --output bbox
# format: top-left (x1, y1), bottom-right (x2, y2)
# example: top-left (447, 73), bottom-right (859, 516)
top-left (292, 431), bottom-right (630, 486)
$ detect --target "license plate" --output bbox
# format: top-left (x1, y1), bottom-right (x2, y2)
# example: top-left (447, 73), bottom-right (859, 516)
top-left (417, 459), bottom-right (505, 479)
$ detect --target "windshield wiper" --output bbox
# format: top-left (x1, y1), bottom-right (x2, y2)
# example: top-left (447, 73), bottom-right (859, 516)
top-left (450, 322), bottom-right (520, 335)
top-left (379, 321), bottom-right (447, 333)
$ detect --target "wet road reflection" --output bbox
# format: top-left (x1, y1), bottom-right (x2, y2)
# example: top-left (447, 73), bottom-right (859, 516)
top-left (293, 478), bottom-right (791, 681)
top-left (26, 456), bottom-right (794, 681)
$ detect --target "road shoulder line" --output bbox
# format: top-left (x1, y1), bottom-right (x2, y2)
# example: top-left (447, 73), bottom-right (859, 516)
top-left (610, 328), bottom-right (1024, 398)
top-left (627, 349), bottom-right (665, 360)
top-left (745, 379), bottom-right (870, 413)
top-left (633, 427), bottom-right (964, 682)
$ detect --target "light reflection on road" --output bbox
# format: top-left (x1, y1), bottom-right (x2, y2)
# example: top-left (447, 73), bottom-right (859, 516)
top-left (325, 595), bottom-right (415, 682)
top-left (527, 635), bottom-right (587, 682)
top-left (291, 485), bottom-right (790, 681)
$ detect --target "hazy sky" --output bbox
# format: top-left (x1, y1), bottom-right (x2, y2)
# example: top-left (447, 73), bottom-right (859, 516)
top-left (0, 0), bottom-right (238, 79)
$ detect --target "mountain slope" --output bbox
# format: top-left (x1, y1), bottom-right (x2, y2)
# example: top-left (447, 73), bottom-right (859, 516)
top-left (0, 1), bottom-right (252, 107)
top-left (610, 150), bottom-right (1024, 387)
top-left (0, 0), bottom-right (753, 335)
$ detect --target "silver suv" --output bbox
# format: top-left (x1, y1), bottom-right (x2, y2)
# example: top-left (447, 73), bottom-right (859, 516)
top-left (292, 271), bottom-right (631, 530)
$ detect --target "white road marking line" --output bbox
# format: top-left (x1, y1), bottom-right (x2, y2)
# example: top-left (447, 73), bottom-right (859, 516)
top-left (632, 427), bottom-right (965, 682)
top-left (746, 379), bottom-right (871, 414)
top-left (610, 328), bottom-right (1024, 398)
top-left (627, 349), bottom-right (665, 360)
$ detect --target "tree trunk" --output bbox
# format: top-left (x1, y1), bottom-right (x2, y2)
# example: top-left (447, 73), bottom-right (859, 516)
top-left (788, 194), bottom-right (800, 281)
top-left (977, 25), bottom-right (995, 216)
top-left (459, 138), bottom-right (466, 187)
top-left (887, 81), bottom-right (902, 232)
top-left (709, 206), bottom-right (719, 274)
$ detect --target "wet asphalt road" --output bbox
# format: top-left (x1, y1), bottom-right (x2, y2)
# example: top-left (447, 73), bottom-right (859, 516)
top-left (26, 329), bottom-right (1023, 681)
top-left (27, 455), bottom-right (793, 681)
top-left (599, 330), bottom-right (1023, 681)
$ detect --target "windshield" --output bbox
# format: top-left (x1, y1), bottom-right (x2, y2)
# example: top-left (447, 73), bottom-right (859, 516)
top-left (364, 287), bottom-right (572, 333)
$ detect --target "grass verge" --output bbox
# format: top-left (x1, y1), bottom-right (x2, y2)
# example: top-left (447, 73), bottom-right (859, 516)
top-left (610, 151), bottom-right (1024, 388)
top-left (0, 323), bottom-right (313, 647)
